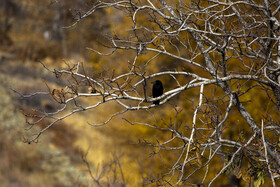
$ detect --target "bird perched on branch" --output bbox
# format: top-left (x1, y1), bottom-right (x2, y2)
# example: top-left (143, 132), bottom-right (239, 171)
top-left (152, 80), bottom-right (163, 105)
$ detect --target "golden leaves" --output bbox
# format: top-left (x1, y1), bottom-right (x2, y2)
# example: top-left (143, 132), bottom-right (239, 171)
top-left (51, 88), bottom-right (66, 104)
top-left (45, 82), bottom-right (68, 104)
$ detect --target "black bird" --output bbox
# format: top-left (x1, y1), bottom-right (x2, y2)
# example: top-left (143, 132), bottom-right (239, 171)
top-left (152, 80), bottom-right (163, 105)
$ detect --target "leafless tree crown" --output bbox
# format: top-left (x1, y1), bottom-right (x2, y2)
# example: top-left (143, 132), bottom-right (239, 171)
top-left (19, 0), bottom-right (280, 186)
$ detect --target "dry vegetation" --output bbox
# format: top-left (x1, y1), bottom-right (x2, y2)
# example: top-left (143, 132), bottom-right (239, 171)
top-left (1, 0), bottom-right (280, 186)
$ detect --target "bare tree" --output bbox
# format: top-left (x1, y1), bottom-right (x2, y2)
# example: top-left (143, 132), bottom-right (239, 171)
top-left (18, 0), bottom-right (280, 186)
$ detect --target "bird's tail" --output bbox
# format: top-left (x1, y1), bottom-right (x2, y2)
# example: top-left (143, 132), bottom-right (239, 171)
top-left (153, 100), bottom-right (160, 105)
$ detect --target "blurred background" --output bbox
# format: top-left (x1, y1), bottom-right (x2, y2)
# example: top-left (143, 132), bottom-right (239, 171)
top-left (0, 0), bottom-right (147, 186)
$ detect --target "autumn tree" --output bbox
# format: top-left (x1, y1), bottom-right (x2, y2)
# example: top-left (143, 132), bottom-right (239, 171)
top-left (20, 0), bottom-right (280, 186)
